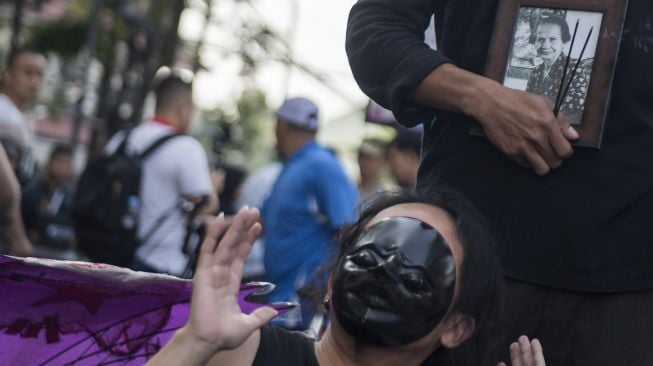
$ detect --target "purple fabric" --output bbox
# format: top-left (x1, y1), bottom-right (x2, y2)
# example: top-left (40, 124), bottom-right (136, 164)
top-left (0, 256), bottom-right (295, 365)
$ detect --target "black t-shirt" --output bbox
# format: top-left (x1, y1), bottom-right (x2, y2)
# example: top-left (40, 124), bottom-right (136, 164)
top-left (347, 0), bottom-right (653, 291)
top-left (253, 324), bottom-right (318, 366)
top-left (21, 176), bottom-right (75, 249)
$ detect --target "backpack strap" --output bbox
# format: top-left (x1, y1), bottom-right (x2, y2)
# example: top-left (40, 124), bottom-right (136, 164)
top-left (115, 128), bottom-right (134, 155)
top-left (139, 133), bottom-right (182, 159)
top-left (136, 133), bottom-right (184, 247)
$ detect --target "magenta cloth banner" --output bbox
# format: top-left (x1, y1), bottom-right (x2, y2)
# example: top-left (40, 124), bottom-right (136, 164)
top-left (0, 256), bottom-right (294, 365)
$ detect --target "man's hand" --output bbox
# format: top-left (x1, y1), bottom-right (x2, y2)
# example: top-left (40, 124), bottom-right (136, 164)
top-left (472, 80), bottom-right (579, 175)
top-left (498, 336), bottom-right (546, 366)
top-left (412, 64), bottom-right (579, 176)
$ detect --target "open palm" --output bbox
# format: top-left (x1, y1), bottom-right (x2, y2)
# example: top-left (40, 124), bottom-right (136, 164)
top-left (184, 208), bottom-right (278, 354)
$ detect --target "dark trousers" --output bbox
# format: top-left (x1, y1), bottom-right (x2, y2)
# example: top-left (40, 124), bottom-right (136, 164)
top-left (498, 278), bottom-right (653, 366)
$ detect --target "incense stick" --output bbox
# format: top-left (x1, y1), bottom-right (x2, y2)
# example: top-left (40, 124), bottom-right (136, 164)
top-left (554, 19), bottom-right (580, 116)
top-left (554, 26), bottom-right (594, 117)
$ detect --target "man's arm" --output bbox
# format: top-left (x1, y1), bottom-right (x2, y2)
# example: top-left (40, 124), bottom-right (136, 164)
top-left (346, 0), bottom-right (579, 175)
top-left (346, 0), bottom-right (445, 126)
top-left (412, 64), bottom-right (578, 175)
top-left (314, 161), bottom-right (358, 231)
top-left (0, 143), bottom-right (31, 256)
top-left (0, 143), bottom-right (19, 216)
top-left (9, 206), bottom-right (32, 257)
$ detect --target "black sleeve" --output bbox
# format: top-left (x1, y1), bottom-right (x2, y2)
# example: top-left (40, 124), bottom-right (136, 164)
top-left (252, 324), bottom-right (318, 366)
top-left (345, 0), bottom-right (452, 126)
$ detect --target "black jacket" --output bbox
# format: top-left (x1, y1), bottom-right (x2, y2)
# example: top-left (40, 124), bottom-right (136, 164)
top-left (347, 0), bottom-right (653, 291)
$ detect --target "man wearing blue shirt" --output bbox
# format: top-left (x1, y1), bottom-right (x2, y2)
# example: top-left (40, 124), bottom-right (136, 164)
top-left (261, 97), bottom-right (357, 330)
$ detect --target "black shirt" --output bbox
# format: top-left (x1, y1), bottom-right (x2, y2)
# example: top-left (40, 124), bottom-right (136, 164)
top-left (21, 176), bottom-right (75, 250)
top-left (347, 0), bottom-right (653, 291)
top-left (253, 325), bottom-right (318, 366)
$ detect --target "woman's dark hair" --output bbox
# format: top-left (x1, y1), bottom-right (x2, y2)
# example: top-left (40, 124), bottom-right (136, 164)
top-left (333, 187), bottom-right (504, 366)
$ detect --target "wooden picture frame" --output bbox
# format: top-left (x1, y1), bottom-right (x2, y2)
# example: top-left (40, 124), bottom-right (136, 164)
top-left (478, 0), bottom-right (628, 148)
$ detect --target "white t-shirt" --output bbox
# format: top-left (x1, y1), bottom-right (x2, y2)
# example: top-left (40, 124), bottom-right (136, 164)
top-left (106, 121), bottom-right (213, 275)
top-left (0, 94), bottom-right (37, 181)
top-left (0, 94), bottom-right (32, 148)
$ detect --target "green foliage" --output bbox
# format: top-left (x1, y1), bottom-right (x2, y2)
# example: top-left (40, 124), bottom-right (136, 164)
top-left (24, 0), bottom-right (93, 57)
top-left (200, 88), bottom-right (275, 169)
top-left (27, 20), bottom-right (87, 57)
top-left (26, 1), bottom-right (128, 62)
top-left (236, 23), bottom-right (287, 77)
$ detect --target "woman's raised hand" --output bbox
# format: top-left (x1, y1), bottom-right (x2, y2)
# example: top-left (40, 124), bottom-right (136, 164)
top-left (183, 208), bottom-right (278, 355)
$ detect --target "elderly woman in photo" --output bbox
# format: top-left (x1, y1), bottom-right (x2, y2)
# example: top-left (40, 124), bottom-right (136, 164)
top-left (147, 190), bottom-right (545, 366)
top-left (526, 15), bottom-right (590, 125)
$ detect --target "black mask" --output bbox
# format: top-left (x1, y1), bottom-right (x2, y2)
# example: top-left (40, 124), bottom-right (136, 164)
top-left (332, 217), bottom-right (456, 346)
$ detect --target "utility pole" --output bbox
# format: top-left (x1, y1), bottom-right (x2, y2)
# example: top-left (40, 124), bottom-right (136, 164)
top-left (9, 0), bottom-right (25, 56)
top-left (70, 0), bottom-right (103, 150)
top-left (192, 0), bottom-right (213, 73)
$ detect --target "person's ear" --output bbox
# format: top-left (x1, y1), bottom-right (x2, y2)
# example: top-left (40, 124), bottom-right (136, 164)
top-left (440, 313), bottom-right (475, 349)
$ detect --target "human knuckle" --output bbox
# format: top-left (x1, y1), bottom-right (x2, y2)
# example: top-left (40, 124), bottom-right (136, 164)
top-left (560, 147), bottom-right (573, 159)
top-left (512, 142), bottom-right (529, 156)
top-left (526, 129), bottom-right (546, 143)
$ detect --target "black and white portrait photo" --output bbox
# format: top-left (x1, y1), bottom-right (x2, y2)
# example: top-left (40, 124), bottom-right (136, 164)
top-left (503, 7), bottom-right (603, 125)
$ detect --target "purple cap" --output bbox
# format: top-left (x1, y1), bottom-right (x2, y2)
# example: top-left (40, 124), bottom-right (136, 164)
top-left (274, 97), bottom-right (319, 131)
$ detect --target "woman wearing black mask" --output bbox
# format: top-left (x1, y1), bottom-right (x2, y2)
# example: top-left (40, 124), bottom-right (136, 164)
top-left (147, 190), bottom-right (545, 366)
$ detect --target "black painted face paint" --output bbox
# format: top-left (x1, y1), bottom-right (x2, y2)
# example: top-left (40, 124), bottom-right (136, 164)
top-left (332, 216), bottom-right (456, 347)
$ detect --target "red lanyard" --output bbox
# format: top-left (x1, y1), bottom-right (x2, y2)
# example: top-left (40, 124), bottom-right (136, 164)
top-left (151, 116), bottom-right (178, 133)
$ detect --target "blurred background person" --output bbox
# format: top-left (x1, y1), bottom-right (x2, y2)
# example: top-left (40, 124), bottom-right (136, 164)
top-left (103, 74), bottom-right (217, 275)
top-left (387, 126), bottom-right (422, 190)
top-left (357, 137), bottom-right (388, 205)
top-left (21, 144), bottom-right (76, 260)
top-left (237, 161), bottom-right (283, 282)
top-left (0, 48), bottom-right (46, 257)
top-left (211, 163), bottom-right (247, 216)
top-left (261, 97), bottom-right (357, 330)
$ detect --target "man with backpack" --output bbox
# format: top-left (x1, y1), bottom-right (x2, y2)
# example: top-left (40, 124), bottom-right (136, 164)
top-left (76, 74), bottom-right (216, 276)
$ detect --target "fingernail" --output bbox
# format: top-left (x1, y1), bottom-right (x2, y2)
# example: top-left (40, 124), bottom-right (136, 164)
top-left (218, 212), bottom-right (225, 219)
top-left (568, 126), bottom-right (579, 139)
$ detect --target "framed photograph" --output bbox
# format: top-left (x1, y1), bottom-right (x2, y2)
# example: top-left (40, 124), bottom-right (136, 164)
top-left (479, 0), bottom-right (629, 148)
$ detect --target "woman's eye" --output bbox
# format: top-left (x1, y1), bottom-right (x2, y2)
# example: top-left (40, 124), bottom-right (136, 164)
top-left (402, 273), bottom-right (427, 292)
top-left (350, 251), bottom-right (377, 267)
